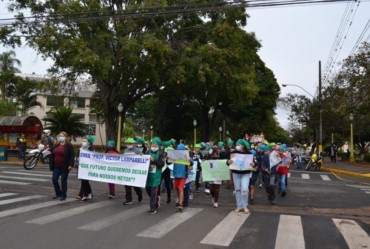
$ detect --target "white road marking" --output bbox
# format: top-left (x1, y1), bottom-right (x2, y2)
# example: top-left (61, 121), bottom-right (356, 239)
top-left (301, 174), bottom-right (310, 180)
top-left (78, 205), bottom-right (148, 231)
top-left (0, 195), bottom-right (43, 206)
top-left (200, 211), bottom-right (249, 246)
top-left (288, 173), bottom-right (291, 178)
top-left (2, 171), bottom-right (51, 177)
top-left (0, 180), bottom-right (31, 185)
top-left (275, 215), bottom-right (305, 249)
top-left (0, 193), bottom-right (18, 198)
top-left (0, 198), bottom-right (74, 218)
top-left (137, 208), bottom-right (203, 238)
top-left (333, 218), bottom-right (370, 249)
top-left (320, 175), bottom-right (331, 181)
top-left (0, 175), bottom-right (48, 182)
top-left (27, 201), bottom-right (114, 224)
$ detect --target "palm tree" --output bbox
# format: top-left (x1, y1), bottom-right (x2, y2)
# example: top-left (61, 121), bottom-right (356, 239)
top-left (13, 77), bottom-right (43, 114)
top-left (43, 106), bottom-right (86, 141)
top-left (0, 50), bottom-right (22, 99)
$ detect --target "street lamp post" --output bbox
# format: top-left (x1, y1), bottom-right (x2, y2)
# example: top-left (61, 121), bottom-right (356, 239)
top-left (282, 83), bottom-right (322, 153)
top-left (117, 103), bottom-right (123, 152)
top-left (349, 113), bottom-right (355, 163)
top-left (219, 126), bottom-right (222, 142)
top-left (193, 119), bottom-right (197, 146)
top-left (142, 129), bottom-right (145, 140)
top-left (150, 126), bottom-right (153, 141)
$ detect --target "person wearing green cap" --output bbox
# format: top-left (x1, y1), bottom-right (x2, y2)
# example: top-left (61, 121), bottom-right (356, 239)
top-left (145, 137), bottom-right (165, 214)
top-left (192, 143), bottom-right (204, 193)
top-left (260, 145), bottom-right (277, 204)
top-left (157, 145), bottom-right (174, 204)
top-left (227, 138), bottom-right (255, 214)
top-left (76, 136), bottom-right (95, 201)
top-left (123, 138), bottom-right (143, 205)
top-left (135, 137), bottom-right (147, 154)
top-left (105, 140), bottom-right (119, 199)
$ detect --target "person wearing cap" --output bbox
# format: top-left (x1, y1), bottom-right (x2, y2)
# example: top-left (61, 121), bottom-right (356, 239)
top-left (192, 143), bottom-right (204, 193)
top-left (105, 140), bottom-right (119, 199)
top-left (225, 139), bottom-right (235, 189)
top-left (172, 143), bottom-right (193, 212)
top-left (77, 136), bottom-right (95, 201)
top-left (204, 146), bottom-right (222, 208)
top-left (203, 145), bottom-right (213, 194)
top-left (123, 138), bottom-right (143, 205)
top-left (42, 129), bottom-right (55, 149)
top-left (50, 131), bottom-right (75, 201)
top-left (145, 137), bottom-right (165, 214)
top-left (135, 137), bottom-right (147, 154)
top-left (157, 145), bottom-right (174, 204)
top-left (226, 138), bottom-right (256, 214)
top-left (277, 145), bottom-right (290, 197)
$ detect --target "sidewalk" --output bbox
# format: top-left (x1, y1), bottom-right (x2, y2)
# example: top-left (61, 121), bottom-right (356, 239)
top-left (1, 155), bottom-right (370, 178)
top-left (321, 158), bottom-right (370, 178)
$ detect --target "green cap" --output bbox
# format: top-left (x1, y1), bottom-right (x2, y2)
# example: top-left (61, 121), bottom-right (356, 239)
top-left (107, 140), bottom-right (116, 147)
top-left (194, 143), bottom-right (202, 148)
top-left (124, 138), bottom-right (136, 144)
top-left (218, 142), bottom-right (224, 148)
top-left (236, 139), bottom-right (250, 149)
top-left (227, 140), bottom-right (234, 146)
top-left (136, 137), bottom-right (146, 144)
top-left (206, 145), bottom-right (212, 151)
top-left (86, 136), bottom-right (95, 145)
top-left (162, 139), bottom-right (175, 147)
top-left (151, 137), bottom-right (161, 145)
top-left (164, 146), bottom-right (174, 153)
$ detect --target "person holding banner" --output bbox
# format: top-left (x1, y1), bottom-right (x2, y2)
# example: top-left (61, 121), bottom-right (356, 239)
top-left (123, 138), bottom-right (143, 205)
top-left (227, 139), bottom-right (255, 214)
top-left (192, 144), bottom-right (204, 193)
top-left (50, 131), bottom-right (75, 201)
top-left (205, 148), bottom-right (222, 208)
top-left (145, 137), bottom-right (165, 214)
top-left (172, 143), bottom-right (193, 212)
top-left (77, 136), bottom-right (95, 201)
top-left (105, 140), bottom-right (119, 199)
top-left (157, 146), bottom-right (174, 204)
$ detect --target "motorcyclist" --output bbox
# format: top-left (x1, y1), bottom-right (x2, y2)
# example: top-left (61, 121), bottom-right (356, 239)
top-left (42, 129), bottom-right (55, 149)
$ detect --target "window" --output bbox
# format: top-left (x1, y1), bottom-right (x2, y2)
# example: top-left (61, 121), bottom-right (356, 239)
top-left (72, 114), bottom-right (85, 122)
top-left (46, 96), bottom-right (64, 107)
top-left (85, 124), bottom-right (96, 135)
top-left (70, 97), bottom-right (85, 108)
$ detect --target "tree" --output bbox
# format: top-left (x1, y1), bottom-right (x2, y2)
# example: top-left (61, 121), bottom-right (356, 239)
top-left (0, 50), bottom-right (21, 99)
top-left (10, 77), bottom-right (43, 115)
top-left (0, 99), bottom-right (16, 116)
top-left (43, 106), bottom-right (86, 140)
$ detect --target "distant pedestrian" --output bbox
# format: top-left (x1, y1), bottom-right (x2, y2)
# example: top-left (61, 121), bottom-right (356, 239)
top-left (50, 131), bottom-right (75, 201)
top-left (330, 143), bottom-right (337, 163)
top-left (105, 140), bottom-right (119, 199)
top-left (17, 134), bottom-right (27, 159)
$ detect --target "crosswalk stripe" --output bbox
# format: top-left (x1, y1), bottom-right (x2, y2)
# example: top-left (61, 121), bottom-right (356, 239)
top-left (0, 198), bottom-right (74, 218)
top-left (137, 208), bottom-right (203, 239)
top-left (320, 175), bottom-right (331, 181)
top-left (200, 211), bottom-right (249, 246)
top-left (0, 175), bottom-right (48, 182)
top-left (365, 192), bottom-right (370, 194)
top-left (0, 193), bottom-right (18, 198)
top-left (0, 195), bottom-right (43, 206)
top-left (333, 218), bottom-right (370, 249)
top-left (78, 205), bottom-right (148, 231)
top-left (0, 180), bottom-right (31, 185)
top-left (27, 201), bottom-right (114, 225)
top-left (2, 171), bottom-right (51, 177)
top-left (288, 173), bottom-right (291, 178)
top-left (301, 174), bottom-right (310, 179)
top-left (275, 215), bottom-right (305, 249)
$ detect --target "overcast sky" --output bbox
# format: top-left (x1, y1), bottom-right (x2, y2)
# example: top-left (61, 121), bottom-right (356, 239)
top-left (1, 1), bottom-right (370, 129)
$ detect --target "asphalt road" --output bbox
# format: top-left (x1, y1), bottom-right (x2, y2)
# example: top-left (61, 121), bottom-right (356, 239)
top-left (0, 165), bottom-right (369, 249)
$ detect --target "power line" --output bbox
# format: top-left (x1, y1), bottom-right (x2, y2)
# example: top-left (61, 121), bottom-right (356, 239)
top-left (348, 18), bottom-right (370, 56)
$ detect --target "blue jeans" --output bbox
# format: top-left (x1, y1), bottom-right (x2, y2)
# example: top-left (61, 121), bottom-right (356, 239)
top-left (232, 173), bottom-right (250, 209)
top-left (52, 167), bottom-right (69, 198)
top-left (280, 174), bottom-right (287, 193)
top-left (183, 182), bottom-right (191, 205)
top-left (296, 155), bottom-right (302, 168)
top-left (146, 186), bottom-right (158, 210)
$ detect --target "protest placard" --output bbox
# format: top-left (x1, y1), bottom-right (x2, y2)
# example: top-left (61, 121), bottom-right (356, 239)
top-left (202, 160), bottom-right (230, 182)
top-left (229, 153), bottom-right (254, 171)
top-left (269, 150), bottom-right (282, 168)
top-left (167, 150), bottom-right (190, 165)
top-left (78, 150), bottom-right (150, 188)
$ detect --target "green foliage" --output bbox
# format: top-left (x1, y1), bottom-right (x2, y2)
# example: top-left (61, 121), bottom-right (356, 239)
top-left (0, 99), bottom-right (16, 115)
top-left (43, 106), bottom-right (86, 140)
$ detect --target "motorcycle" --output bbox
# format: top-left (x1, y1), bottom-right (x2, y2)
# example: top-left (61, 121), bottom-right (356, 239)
top-left (23, 144), bottom-right (52, 170)
top-left (305, 153), bottom-right (323, 171)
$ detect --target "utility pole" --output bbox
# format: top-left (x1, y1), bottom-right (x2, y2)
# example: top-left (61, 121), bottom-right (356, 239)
top-left (319, 61), bottom-right (323, 154)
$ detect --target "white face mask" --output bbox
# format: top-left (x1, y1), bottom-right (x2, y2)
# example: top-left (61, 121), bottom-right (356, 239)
top-left (127, 145), bottom-right (133, 149)
top-left (151, 147), bottom-right (159, 152)
top-left (208, 149), bottom-right (213, 154)
top-left (81, 142), bottom-right (88, 148)
top-left (137, 144), bottom-right (142, 147)
top-left (236, 145), bottom-right (242, 151)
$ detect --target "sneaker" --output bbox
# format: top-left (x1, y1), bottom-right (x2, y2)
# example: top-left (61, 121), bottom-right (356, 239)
top-left (138, 195), bottom-right (143, 202)
top-left (123, 201), bottom-right (133, 205)
top-left (204, 188), bottom-right (210, 194)
top-left (177, 205), bottom-right (183, 212)
top-left (76, 195), bottom-right (82, 200)
top-left (234, 208), bottom-right (241, 212)
top-left (59, 196), bottom-right (66, 201)
top-left (270, 200), bottom-right (277, 205)
top-left (189, 194), bottom-right (193, 200)
top-left (87, 193), bottom-right (93, 200)
top-left (149, 209), bottom-right (157, 215)
top-left (282, 191), bottom-right (286, 197)
top-left (258, 183), bottom-right (263, 188)
top-left (81, 196), bottom-right (87, 201)
top-left (213, 202), bottom-right (218, 208)
top-left (195, 188), bottom-right (200, 193)
top-left (244, 208), bottom-right (250, 214)
top-left (53, 196), bottom-right (61, 200)
top-left (108, 194), bottom-right (115, 199)
top-left (167, 199), bottom-right (171, 204)
top-left (249, 199), bottom-right (254, 205)
top-left (157, 196), bottom-right (161, 208)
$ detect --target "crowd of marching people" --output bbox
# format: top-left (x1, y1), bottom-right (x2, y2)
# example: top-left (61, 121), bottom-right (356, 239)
top-left (47, 130), bottom-right (293, 215)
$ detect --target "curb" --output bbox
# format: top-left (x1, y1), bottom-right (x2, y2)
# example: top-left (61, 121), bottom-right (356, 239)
top-left (321, 167), bottom-right (370, 178)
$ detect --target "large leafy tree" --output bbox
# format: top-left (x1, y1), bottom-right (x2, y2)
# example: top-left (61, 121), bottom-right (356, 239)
top-left (43, 106), bottom-right (86, 140)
